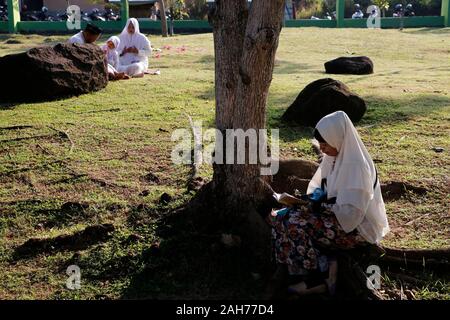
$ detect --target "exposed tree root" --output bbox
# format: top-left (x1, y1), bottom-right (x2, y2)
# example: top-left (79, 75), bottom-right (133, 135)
top-left (336, 248), bottom-right (385, 300)
top-left (385, 271), bottom-right (428, 285)
top-left (379, 247), bottom-right (449, 273)
top-left (383, 247), bottom-right (450, 260)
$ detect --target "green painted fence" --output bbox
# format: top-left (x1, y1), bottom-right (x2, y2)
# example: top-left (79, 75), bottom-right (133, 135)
top-left (285, 19), bottom-right (336, 28)
top-left (4, 16), bottom-right (446, 35)
top-left (0, 0), bottom-right (449, 34)
top-left (16, 21), bottom-right (123, 33)
top-left (0, 22), bottom-right (8, 33)
top-left (343, 16), bottom-right (445, 28)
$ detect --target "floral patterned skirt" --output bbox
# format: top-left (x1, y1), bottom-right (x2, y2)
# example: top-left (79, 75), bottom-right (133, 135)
top-left (269, 204), bottom-right (367, 275)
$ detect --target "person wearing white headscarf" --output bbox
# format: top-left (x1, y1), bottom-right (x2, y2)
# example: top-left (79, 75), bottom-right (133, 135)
top-left (102, 36), bottom-right (120, 69)
top-left (101, 36), bottom-right (129, 80)
top-left (268, 111), bottom-right (389, 296)
top-left (117, 18), bottom-right (152, 77)
top-left (308, 111), bottom-right (390, 244)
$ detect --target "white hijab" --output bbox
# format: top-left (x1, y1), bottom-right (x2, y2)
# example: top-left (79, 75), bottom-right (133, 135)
top-left (117, 18), bottom-right (151, 67)
top-left (102, 36), bottom-right (120, 67)
top-left (107, 36), bottom-right (120, 49)
top-left (307, 111), bottom-right (390, 243)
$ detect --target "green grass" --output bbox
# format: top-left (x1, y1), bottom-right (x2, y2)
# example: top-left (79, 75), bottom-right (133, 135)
top-left (0, 27), bottom-right (449, 299)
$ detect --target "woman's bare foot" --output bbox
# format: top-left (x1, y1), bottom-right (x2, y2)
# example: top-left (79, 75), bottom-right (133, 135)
top-left (114, 72), bottom-right (126, 80)
top-left (114, 72), bottom-right (131, 81)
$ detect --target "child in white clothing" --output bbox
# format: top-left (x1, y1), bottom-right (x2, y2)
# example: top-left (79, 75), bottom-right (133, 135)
top-left (102, 36), bottom-right (129, 80)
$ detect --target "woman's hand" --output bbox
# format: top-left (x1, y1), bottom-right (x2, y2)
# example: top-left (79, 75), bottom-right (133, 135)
top-left (121, 47), bottom-right (139, 55)
top-left (127, 46), bottom-right (139, 54)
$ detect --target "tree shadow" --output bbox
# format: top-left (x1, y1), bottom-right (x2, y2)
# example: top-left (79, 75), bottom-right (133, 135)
top-left (401, 27), bottom-right (450, 35)
top-left (118, 204), bottom-right (266, 299)
top-left (0, 102), bottom-right (18, 110)
top-left (0, 35), bottom-right (14, 42)
top-left (194, 56), bottom-right (315, 74)
top-left (267, 92), bottom-right (450, 143)
top-left (195, 54), bottom-right (215, 70)
top-left (273, 60), bottom-right (314, 75)
top-left (196, 85), bottom-right (215, 101)
top-left (359, 93), bottom-right (450, 125)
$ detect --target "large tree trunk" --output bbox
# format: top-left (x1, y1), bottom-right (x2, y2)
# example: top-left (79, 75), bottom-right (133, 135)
top-left (159, 0), bottom-right (169, 37)
top-left (206, 0), bottom-right (286, 270)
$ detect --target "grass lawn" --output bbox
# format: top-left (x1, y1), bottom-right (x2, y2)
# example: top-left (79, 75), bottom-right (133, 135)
top-left (0, 27), bottom-right (449, 300)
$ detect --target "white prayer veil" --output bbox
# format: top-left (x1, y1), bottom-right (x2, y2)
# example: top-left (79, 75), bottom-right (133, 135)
top-left (120, 18), bottom-right (141, 38)
top-left (107, 36), bottom-right (120, 49)
top-left (307, 111), bottom-right (390, 243)
top-left (118, 18), bottom-right (144, 50)
top-left (117, 17), bottom-right (151, 70)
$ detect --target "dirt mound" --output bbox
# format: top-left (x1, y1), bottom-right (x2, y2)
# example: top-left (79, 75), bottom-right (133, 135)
top-left (324, 56), bottom-right (374, 75)
top-left (0, 43), bottom-right (108, 102)
top-left (271, 159), bottom-right (318, 194)
top-left (281, 78), bottom-right (366, 127)
top-left (380, 181), bottom-right (428, 201)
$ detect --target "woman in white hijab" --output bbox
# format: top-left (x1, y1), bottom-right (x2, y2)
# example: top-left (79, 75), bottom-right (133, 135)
top-left (269, 111), bottom-right (389, 296)
top-left (117, 18), bottom-right (152, 78)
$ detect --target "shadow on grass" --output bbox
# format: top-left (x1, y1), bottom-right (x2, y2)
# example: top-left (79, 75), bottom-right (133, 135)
top-left (118, 206), bottom-right (265, 299)
top-left (402, 27), bottom-right (450, 35)
top-left (193, 82), bottom-right (449, 145)
top-left (267, 91), bottom-right (450, 143)
top-left (196, 54), bottom-right (215, 71)
top-left (48, 201), bottom-right (266, 299)
top-left (273, 60), bottom-right (314, 75)
top-left (360, 93), bottom-right (450, 125)
top-left (195, 56), bottom-right (315, 75)
top-left (0, 102), bottom-right (18, 110)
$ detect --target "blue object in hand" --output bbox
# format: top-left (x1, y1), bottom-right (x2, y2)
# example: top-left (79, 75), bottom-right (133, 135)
top-left (309, 188), bottom-right (326, 202)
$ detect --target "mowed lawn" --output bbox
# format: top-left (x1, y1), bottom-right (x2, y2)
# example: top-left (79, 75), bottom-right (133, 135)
top-left (0, 28), bottom-right (449, 299)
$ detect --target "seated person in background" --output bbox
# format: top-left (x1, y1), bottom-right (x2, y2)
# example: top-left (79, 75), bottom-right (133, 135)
top-left (68, 23), bottom-right (102, 44)
top-left (117, 18), bottom-right (152, 78)
top-left (101, 36), bottom-right (130, 81)
top-left (268, 111), bottom-right (390, 296)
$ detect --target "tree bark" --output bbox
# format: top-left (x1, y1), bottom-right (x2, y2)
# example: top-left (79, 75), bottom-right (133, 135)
top-left (159, 0), bottom-right (168, 37)
top-left (206, 0), bottom-right (286, 270)
top-left (211, 0), bottom-right (285, 206)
